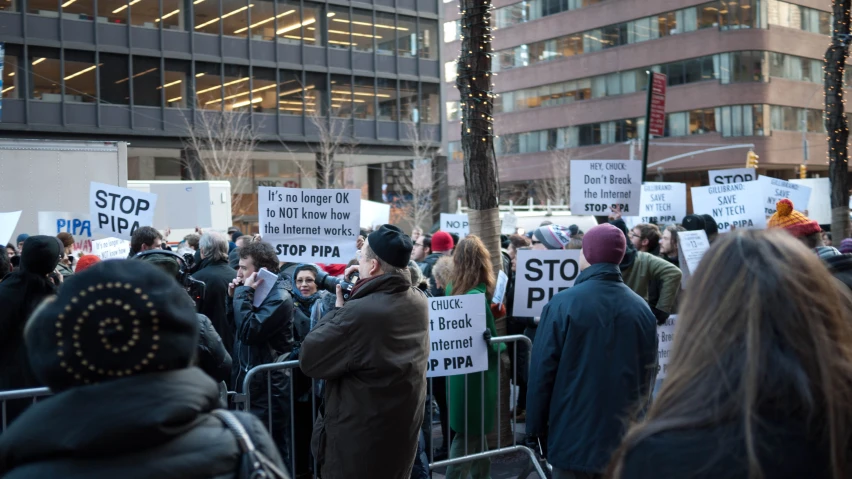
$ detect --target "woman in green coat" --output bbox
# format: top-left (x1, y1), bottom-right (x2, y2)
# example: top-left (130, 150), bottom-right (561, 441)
top-left (445, 235), bottom-right (505, 479)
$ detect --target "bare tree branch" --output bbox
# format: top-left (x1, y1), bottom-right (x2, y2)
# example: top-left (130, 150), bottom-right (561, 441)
top-left (535, 148), bottom-right (571, 206)
top-left (396, 121), bottom-right (444, 229)
top-left (304, 99), bottom-right (359, 189)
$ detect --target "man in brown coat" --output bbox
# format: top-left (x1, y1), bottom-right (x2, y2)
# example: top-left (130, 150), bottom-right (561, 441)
top-left (300, 225), bottom-right (430, 479)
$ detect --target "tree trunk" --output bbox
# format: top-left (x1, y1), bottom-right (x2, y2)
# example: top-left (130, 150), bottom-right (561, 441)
top-left (826, 0), bottom-right (851, 238)
top-left (457, 0), bottom-right (512, 447)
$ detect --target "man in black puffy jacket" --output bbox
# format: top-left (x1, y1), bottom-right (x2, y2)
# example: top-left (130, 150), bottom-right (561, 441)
top-left (193, 232), bottom-right (238, 357)
top-left (0, 261), bottom-right (285, 479)
top-left (228, 241), bottom-right (295, 467)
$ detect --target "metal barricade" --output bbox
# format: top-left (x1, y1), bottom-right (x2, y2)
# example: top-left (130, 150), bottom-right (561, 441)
top-left (1, 387), bottom-right (52, 432)
top-left (231, 335), bottom-right (547, 478)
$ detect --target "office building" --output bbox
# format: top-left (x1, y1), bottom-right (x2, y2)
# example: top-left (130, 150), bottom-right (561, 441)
top-left (441, 0), bottom-right (835, 199)
top-left (0, 0), bottom-right (442, 227)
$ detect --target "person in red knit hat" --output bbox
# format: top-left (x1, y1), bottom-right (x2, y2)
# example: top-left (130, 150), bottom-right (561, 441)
top-left (767, 199), bottom-right (823, 246)
top-left (74, 255), bottom-right (101, 273)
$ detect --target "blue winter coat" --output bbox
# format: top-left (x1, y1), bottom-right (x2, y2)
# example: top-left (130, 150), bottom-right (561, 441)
top-left (525, 262), bottom-right (657, 473)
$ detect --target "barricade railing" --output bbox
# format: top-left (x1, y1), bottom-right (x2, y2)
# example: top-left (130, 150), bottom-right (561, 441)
top-left (232, 334), bottom-right (547, 478)
top-left (1, 387), bottom-right (52, 432)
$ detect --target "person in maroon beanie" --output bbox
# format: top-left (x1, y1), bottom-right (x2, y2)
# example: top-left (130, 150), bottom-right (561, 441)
top-left (526, 223), bottom-right (658, 479)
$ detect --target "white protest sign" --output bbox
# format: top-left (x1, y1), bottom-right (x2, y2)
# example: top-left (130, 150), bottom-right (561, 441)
top-left (91, 237), bottom-right (131, 260)
top-left (677, 230), bottom-right (710, 288)
top-left (708, 168), bottom-right (758, 185)
top-left (258, 187), bottom-right (360, 263)
top-left (501, 212), bottom-right (518, 235)
top-left (570, 160), bottom-right (642, 216)
top-left (492, 270), bottom-right (509, 305)
top-left (690, 182), bottom-right (766, 233)
top-left (38, 211), bottom-right (94, 254)
top-left (790, 178), bottom-right (830, 225)
top-left (440, 213), bottom-right (469, 238)
top-left (90, 182), bottom-right (158, 241)
top-left (426, 293), bottom-right (489, 378)
top-left (512, 249), bottom-right (582, 317)
top-left (148, 182), bottom-right (213, 230)
top-left (0, 211), bottom-right (22, 247)
top-left (630, 182), bottom-right (686, 226)
top-left (360, 200), bottom-right (390, 229)
top-left (657, 315), bottom-right (677, 380)
top-left (757, 176), bottom-right (812, 217)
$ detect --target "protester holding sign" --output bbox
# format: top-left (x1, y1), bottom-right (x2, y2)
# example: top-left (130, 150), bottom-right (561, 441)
top-left (527, 223), bottom-right (657, 478)
top-left (300, 225), bottom-right (429, 479)
top-left (608, 230), bottom-right (852, 479)
top-left (445, 235), bottom-right (505, 479)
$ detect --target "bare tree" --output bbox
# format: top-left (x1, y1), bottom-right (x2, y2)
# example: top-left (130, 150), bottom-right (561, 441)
top-left (825, 0), bottom-right (851, 238)
top-left (181, 103), bottom-right (259, 218)
top-left (306, 102), bottom-right (358, 189)
top-left (397, 122), bottom-right (444, 230)
top-left (535, 148), bottom-right (571, 206)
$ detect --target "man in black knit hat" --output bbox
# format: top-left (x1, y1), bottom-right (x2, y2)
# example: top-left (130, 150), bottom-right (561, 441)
top-left (300, 224), bottom-right (430, 479)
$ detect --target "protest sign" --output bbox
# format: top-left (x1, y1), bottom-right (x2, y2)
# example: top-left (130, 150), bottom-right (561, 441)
top-left (38, 211), bottom-right (94, 254)
top-left (657, 315), bottom-right (677, 380)
top-left (360, 200), bottom-right (390, 229)
top-left (790, 178), bottom-right (830, 225)
top-left (708, 168), bottom-right (758, 185)
top-left (690, 181), bottom-right (766, 233)
top-left (0, 211), bottom-right (22, 247)
top-left (570, 160), bottom-right (642, 216)
top-left (757, 176), bottom-right (812, 216)
top-left (91, 237), bottom-right (131, 260)
top-left (258, 187), bottom-right (360, 263)
top-left (501, 212), bottom-right (518, 235)
top-left (440, 213), bottom-right (469, 238)
top-left (492, 270), bottom-right (509, 305)
top-left (628, 182), bottom-right (686, 226)
top-left (677, 230), bottom-right (710, 288)
top-left (427, 293), bottom-right (489, 378)
top-left (148, 183), bottom-right (213, 230)
top-left (512, 249), bottom-right (582, 317)
top-left (90, 182), bottom-right (157, 241)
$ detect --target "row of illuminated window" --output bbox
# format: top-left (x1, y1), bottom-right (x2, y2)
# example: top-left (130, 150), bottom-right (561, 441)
top-left (446, 105), bottom-right (824, 159)
top-left (446, 51), bottom-right (823, 120)
top-left (444, 0), bottom-right (832, 80)
top-left (0, 0), bottom-right (438, 59)
top-left (442, 0), bottom-right (607, 42)
top-left (0, 48), bottom-right (440, 122)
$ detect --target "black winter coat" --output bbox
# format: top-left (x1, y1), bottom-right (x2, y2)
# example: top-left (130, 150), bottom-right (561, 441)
top-left (526, 263), bottom-right (657, 473)
top-left (197, 313), bottom-right (233, 384)
top-left (193, 257), bottom-right (238, 356)
top-left (0, 367), bottom-right (285, 479)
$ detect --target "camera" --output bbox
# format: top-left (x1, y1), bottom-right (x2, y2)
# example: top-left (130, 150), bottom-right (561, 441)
top-left (315, 269), bottom-right (358, 300)
top-left (184, 276), bottom-right (206, 312)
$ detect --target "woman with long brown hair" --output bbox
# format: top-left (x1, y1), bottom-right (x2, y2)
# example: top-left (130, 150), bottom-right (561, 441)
top-left (444, 235), bottom-right (504, 479)
top-left (607, 229), bottom-right (852, 479)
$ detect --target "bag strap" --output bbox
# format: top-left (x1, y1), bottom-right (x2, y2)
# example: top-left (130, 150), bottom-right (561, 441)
top-left (211, 409), bottom-right (290, 479)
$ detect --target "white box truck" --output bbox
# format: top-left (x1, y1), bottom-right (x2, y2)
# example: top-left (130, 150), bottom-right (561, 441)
top-left (0, 139), bottom-right (127, 251)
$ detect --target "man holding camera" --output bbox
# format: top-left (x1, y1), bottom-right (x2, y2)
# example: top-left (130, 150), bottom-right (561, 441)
top-left (227, 240), bottom-right (295, 466)
top-left (300, 225), bottom-right (430, 479)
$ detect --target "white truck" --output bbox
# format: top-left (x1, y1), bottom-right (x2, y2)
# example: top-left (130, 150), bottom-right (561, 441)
top-left (0, 139), bottom-right (127, 252)
top-left (127, 180), bottom-right (233, 244)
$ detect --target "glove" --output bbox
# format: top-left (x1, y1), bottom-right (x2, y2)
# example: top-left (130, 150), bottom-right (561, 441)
top-left (483, 329), bottom-right (492, 345)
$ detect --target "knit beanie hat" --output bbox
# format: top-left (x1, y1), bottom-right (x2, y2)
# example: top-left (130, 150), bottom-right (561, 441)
top-left (701, 214), bottom-right (719, 236)
top-left (767, 199), bottom-right (821, 238)
top-left (682, 214), bottom-right (706, 232)
top-left (815, 246), bottom-right (842, 261)
top-left (25, 260), bottom-right (199, 392)
top-left (840, 238), bottom-right (852, 254)
top-left (20, 235), bottom-right (62, 276)
top-left (75, 255), bottom-right (102, 273)
top-left (582, 223), bottom-right (627, 265)
top-left (367, 224), bottom-right (413, 268)
top-left (431, 231), bottom-right (454, 253)
top-left (534, 225), bottom-right (572, 250)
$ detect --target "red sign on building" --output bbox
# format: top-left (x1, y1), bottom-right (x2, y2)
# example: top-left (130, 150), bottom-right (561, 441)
top-left (648, 73), bottom-right (667, 137)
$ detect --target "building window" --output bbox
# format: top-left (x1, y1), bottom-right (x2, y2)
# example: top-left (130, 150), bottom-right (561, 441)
top-left (375, 12), bottom-right (396, 55)
top-left (96, 0), bottom-right (127, 24)
top-left (353, 76), bottom-right (375, 120)
top-left (330, 74), bottom-right (352, 118)
top-left (131, 56), bottom-right (161, 107)
top-left (246, 0), bottom-right (275, 40)
top-left (251, 67), bottom-right (277, 113)
top-left (420, 82), bottom-right (439, 124)
top-left (222, 64), bottom-right (250, 111)
top-left (164, 59), bottom-right (188, 108)
top-left (98, 52), bottom-right (126, 104)
top-left (350, 9), bottom-right (374, 52)
top-left (194, 0), bottom-right (221, 35)
top-left (302, 2), bottom-right (322, 46)
top-left (443, 20), bottom-right (459, 43)
top-left (2, 51), bottom-right (18, 99)
top-left (327, 6), bottom-right (350, 49)
top-left (400, 80), bottom-right (418, 122)
top-left (130, 0), bottom-right (163, 28)
top-left (446, 101), bottom-right (459, 121)
top-left (64, 50), bottom-right (97, 105)
top-left (195, 62), bottom-right (222, 110)
top-left (160, 0), bottom-right (184, 30)
top-left (219, 0), bottom-right (249, 37)
top-left (377, 77), bottom-right (397, 121)
top-left (397, 16), bottom-right (417, 58)
top-left (419, 19), bottom-right (438, 59)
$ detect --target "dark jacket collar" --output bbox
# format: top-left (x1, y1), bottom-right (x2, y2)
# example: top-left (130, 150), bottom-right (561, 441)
top-left (350, 271), bottom-right (412, 300)
top-left (0, 368), bottom-right (218, 466)
top-left (197, 256), bottom-right (229, 270)
top-left (575, 262), bottom-right (623, 286)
